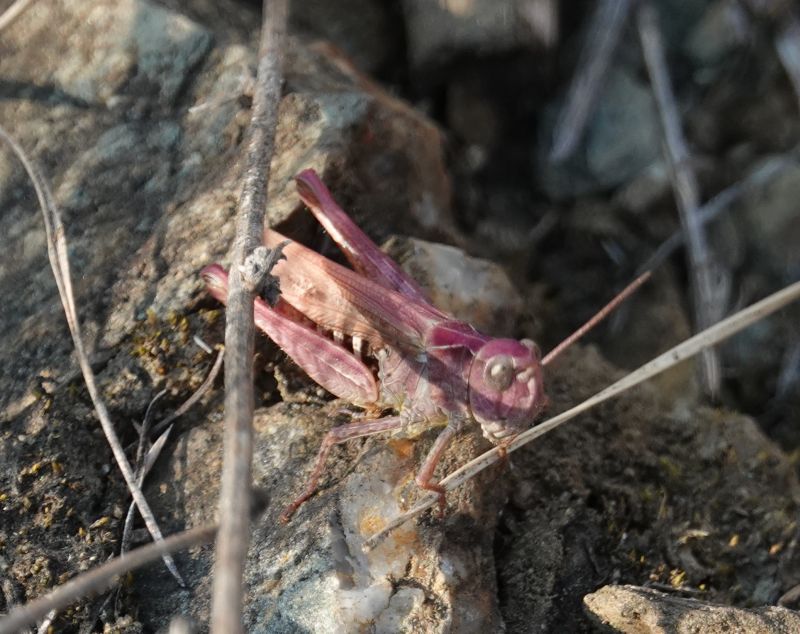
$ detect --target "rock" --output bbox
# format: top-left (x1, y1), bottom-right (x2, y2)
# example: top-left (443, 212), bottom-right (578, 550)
top-left (584, 585), bottom-right (800, 633)
top-left (138, 402), bottom-right (504, 632)
top-left (269, 40), bottom-right (455, 239)
top-left (684, 0), bottom-right (750, 71)
top-left (384, 236), bottom-right (524, 336)
top-left (537, 66), bottom-right (662, 199)
top-left (402, 0), bottom-right (544, 72)
top-left (0, 0), bottom-right (214, 108)
top-left (734, 159), bottom-right (800, 278)
top-left (613, 162), bottom-right (670, 214)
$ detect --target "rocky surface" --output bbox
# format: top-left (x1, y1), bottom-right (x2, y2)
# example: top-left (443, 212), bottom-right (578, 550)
top-left (584, 585), bottom-right (800, 633)
top-left (1, 0), bottom-right (800, 632)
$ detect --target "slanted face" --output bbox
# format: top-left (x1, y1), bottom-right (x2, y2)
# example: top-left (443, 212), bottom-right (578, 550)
top-left (468, 338), bottom-right (545, 442)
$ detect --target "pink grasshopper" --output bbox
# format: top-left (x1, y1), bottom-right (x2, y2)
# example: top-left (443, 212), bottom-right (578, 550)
top-left (202, 169), bottom-right (649, 522)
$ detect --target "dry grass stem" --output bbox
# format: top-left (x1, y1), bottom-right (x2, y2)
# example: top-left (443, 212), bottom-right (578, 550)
top-left (150, 345), bottom-right (224, 438)
top-left (210, 0), bottom-right (287, 631)
top-left (638, 2), bottom-right (725, 397)
top-left (121, 390), bottom-right (170, 560)
top-left (122, 348), bottom-right (223, 557)
top-left (365, 279), bottom-right (800, 550)
top-left (0, 125), bottom-right (183, 584)
top-left (550, 0), bottom-right (632, 162)
top-left (0, 0), bottom-right (34, 34)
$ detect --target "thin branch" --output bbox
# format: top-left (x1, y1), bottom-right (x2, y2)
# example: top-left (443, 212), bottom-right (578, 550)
top-left (0, 0), bottom-right (34, 34)
top-left (550, 0), bottom-right (633, 162)
top-left (364, 280), bottom-right (800, 550)
top-left (779, 581), bottom-right (800, 607)
top-left (0, 125), bottom-right (183, 584)
top-left (637, 2), bottom-right (725, 397)
top-left (35, 610), bottom-right (56, 634)
top-left (210, 0), bottom-right (287, 631)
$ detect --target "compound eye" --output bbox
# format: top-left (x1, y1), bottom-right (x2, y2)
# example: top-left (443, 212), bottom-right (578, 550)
top-left (484, 354), bottom-right (515, 391)
top-left (520, 338), bottom-right (541, 360)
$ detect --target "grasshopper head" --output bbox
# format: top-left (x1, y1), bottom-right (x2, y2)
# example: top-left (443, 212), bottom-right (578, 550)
top-left (468, 339), bottom-right (545, 442)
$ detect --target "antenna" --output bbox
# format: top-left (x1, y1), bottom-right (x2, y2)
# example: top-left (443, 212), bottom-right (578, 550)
top-left (542, 271), bottom-right (652, 366)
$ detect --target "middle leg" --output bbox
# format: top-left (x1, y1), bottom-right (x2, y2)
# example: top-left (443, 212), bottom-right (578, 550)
top-left (280, 415), bottom-right (406, 522)
top-left (415, 419), bottom-right (463, 517)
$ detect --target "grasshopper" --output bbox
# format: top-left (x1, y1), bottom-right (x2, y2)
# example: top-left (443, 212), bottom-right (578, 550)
top-left (202, 169), bottom-right (648, 522)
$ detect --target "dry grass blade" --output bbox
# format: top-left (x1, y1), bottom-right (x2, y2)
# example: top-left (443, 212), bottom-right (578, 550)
top-left (638, 2), bottom-right (725, 397)
top-left (0, 524), bottom-right (218, 634)
top-left (550, 0), bottom-right (632, 162)
top-left (150, 345), bottom-right (224, 438)
top-left (364, 280), bottom-right (800, 550)
top-left (0, 125), bottom-right (184, 584)
top-left (210, 0), bottom-right (287, 631)
top-left (0, 0), bottom-right (34, 33)
top-left (123, 349), bottom-right (223, 556)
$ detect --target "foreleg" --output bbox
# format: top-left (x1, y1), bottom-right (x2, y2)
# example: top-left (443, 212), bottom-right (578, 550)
top-left (415, 420), bottom-right (463, 517)
top-left (280, 415), bottom-right (406, 522)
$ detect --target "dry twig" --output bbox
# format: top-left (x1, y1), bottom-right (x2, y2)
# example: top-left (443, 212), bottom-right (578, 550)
top-left (550, 0), bottom-right (633, 162)
top-left (0, 125), bottom-right (183, 584)
top-left (637, 2), bottom-right (726, 397)
top-left (210, 1), bottom-right (287, 631)
top-left (365, 279), bottom-right (800, 550)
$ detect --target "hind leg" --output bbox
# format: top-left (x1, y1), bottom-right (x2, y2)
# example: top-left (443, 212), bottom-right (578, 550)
top-left (294, 169), bottom-right (435, 305)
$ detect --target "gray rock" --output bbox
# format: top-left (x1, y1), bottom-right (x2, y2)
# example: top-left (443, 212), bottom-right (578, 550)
top-left (684, 0), bottom-right (750, 71)
top-left (141, 402), bottom-right (503, 631)
top-left (403, 0), bottom-right (541, 71)
top-left (538, 66), bottom-right (662, 199)
top-left (734, 159), bottom-right (800, 277)
top-left (584, 584), bottom-right (800, 633)
top-left (384, 235), bottom-right (524, 336)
